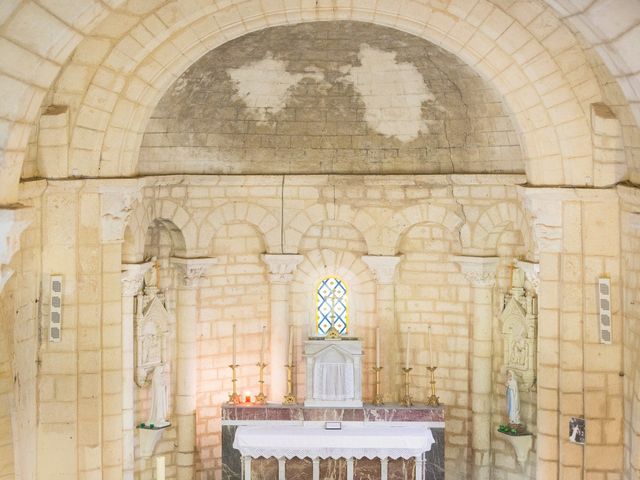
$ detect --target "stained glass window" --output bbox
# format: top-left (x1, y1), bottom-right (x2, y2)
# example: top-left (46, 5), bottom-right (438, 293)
top-left (316, 276), bottom-right (348, 336)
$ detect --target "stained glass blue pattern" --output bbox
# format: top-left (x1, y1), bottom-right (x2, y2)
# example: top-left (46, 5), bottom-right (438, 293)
top-left (316, 277), bottom-right (348, 335)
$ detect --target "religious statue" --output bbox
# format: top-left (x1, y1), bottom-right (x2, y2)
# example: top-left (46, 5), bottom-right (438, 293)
top-left (506, 370), bottom-right (521, 425)
top-left (147, 365), bottom-right (170, 427)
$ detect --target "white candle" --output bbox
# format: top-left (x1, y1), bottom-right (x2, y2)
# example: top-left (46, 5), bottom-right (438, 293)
top-left (232, 323), bottom-right (237, 366)
top-left (260, 325), bottom-right (266, 365)
top-left (428, 325), bottom-right (433, 368)
top-left (156, 456), bottom-right (165, 480)
top-left (405, 327), bottom-right (411, 369)
top-left (288, 325), bottom-right (293, 365)
top-left (375, 327), bottom-right (380, 368)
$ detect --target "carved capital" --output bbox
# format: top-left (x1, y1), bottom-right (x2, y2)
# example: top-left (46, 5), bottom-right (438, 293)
top-left (171, 257), bottom-right (217, 288)
top-left (0, 206), bottom-right (33, 293)
top-left (516, 260), bottom-right (540, 294)
top-left (100, 184), bottom-right (142, 243)
top-left (452, 255), bottom-right (499, 287)
top-left (121, 262), bottom-right (154, 297)
top-left (261, 254), bottom-right (303, 284)
top-left (362, 255), bottom-right (402, 284)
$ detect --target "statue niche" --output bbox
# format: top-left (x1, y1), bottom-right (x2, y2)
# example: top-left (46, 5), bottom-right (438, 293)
top-left (135, 282), bottom-right (171, 428)
top-left (499, 266), bottom-right (537, 391)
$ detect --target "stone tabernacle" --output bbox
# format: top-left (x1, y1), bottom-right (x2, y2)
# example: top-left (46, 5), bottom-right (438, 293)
top-left (221, 404), bottom-right (445, 480)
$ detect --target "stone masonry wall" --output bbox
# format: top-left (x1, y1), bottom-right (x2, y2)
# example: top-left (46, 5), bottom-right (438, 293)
top-left (139, 22), bottom-right (523, 176)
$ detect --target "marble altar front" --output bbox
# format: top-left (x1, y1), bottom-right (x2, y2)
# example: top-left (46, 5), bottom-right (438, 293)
top-left (221, 404), bottom-right (445, 480)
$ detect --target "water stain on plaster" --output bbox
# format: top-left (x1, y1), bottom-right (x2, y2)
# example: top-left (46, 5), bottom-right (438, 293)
top-left (227, 53), bottom-right (324, 122)
top-left (341, 44), bottom-right (436, 142)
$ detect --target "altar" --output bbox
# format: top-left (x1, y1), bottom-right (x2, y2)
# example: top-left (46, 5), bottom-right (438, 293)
top-left (221, 404), bottom-right (445, 480)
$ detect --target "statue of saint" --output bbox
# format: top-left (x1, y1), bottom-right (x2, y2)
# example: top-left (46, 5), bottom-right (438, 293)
top-left (147, 365), bottom-right (170, 427)
top-left (506, 370), bottom-right (521, 425)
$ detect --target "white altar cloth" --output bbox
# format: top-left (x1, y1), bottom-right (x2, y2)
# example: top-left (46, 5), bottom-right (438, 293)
top-left (233, 424), bottom-right (435, 460)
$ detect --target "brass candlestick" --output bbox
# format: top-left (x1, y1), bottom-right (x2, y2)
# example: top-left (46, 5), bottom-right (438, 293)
top-left (401, 367), bottom-right (413, 407)
top-left (228, 364), bottom-right (241, 404)
top-left (372, 366), bottom-right (384, 405)
top-left (255, 362), bottom-right (267, 404)
top-left (283, 363), bottom-right (297, 405)
top-left (426, 366), bottom-right (440, 406)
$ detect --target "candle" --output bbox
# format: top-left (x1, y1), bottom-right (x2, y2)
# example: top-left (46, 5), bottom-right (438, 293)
top-left (232, 323), bottom-right (237, 366)
top-left (375, 327), bottom-right (380, 368)
top-left (428, 325), bottom-right (433, 368)
top-left (244, 391), bottom-right (251, 403)
top-left (405, 327), bottom-right (411, 369)
top-left (288, 325), bottom-right (293, 365)
top-left (260, 324), bottom-right (266, 365)
top-left (156, 455), bottom-right (165, 480)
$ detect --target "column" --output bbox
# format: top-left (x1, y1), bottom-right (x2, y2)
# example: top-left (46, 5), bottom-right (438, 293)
top-left (362, 255), bottom-right (402, 402)
top-left (121, 262), bottom-right (152, 480)
top-left (171, 256), bottom-right (217, 480)
top-left (453, 256), bottom-right (498, 480)
top-left (0, 206), bottom-right (32, 294)
top-left (261, 254), bottom-right (303, 401)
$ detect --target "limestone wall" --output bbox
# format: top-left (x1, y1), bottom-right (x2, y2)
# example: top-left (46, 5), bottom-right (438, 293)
top-left (139, 22), bottom-right (523, 177)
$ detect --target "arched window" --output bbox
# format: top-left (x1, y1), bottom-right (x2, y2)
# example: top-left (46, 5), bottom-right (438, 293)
top-left (316, 276), bottom-right (348, 336)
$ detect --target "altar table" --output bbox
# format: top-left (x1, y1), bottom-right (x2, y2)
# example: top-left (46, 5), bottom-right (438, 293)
top-left (221, 404), bottom-right (445, 480)
top-left (233, 424), bottom-right (435, 480)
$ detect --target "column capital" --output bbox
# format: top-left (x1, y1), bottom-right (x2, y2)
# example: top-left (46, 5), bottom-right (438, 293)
top-left (100, 184), bottom-right (142, 244)
top-left (261, 254), bottom-right (304, 284)
top-left (452, 255), bottom-right (499, 287)
top-left (0, 206), bottom-right (33, 293)
top-left (361, 255), bottom-right (402, 284)
top-left (171, 257), bottom-right (217, 288)
top-left (516, 260), bottom-right (540, 294)
top-left (121, 261), bottom-right (154, 297)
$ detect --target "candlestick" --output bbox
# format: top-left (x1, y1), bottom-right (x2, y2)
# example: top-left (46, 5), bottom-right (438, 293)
top-left (255, 361), bottom-right (267, 404)
top-left (227, 363), bottom-right (241, 404)
top-left (283, 363), bottom-right (297, 404)
top-left (259, 324), bottom-right (266, 365)
top-left (405, 328), bottom-right (411, 369)
top-left (372, 366), bottom-right (384, 405)
top-left (287, 325), bottom-right (293, 365)
top-left (232, 323), bottom-right (237, 366)
top-left (375, 327), bottom-right (380, 368)
top-left (156, 455), bottom-right (165, 480)
top-left (428, 325), bottom-right (433, 369)
top-left (401, 367), bottom-right (413, 407)
top-left (426, 366), bottom-right (440, 406)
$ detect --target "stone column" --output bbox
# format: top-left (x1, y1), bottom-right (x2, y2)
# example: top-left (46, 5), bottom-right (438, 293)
top-left (0, 206), bottom-right (32, 294)
top-left (261, 254), bottom-right (303, 401)
top-left (453, 256), bottom-right (499, 480)
top-left (362, 255), bottom-right (402, 402)
top-left (121, 262), bottom-right (152, 480)
top-left (171, 257), bottom-right (217, 480)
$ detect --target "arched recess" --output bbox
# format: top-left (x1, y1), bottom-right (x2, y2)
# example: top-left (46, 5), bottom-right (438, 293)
top-left (285, 203), bottom-right (377, 254)
top-left (200, 201), bottom-right (280, 253)
top-left (386, 204), bottom-right (465, 255)
top-left (38, 1), bottom-right (607, 187)
top-left (472, 202), bottom-right (533, 257)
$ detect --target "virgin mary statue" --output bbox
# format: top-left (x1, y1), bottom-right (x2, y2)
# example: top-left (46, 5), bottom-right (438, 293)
top-left (506, 370), bottom-right (521, 425)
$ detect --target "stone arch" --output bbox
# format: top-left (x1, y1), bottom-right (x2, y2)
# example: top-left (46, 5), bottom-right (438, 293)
top-left (472, 202), bottom-right (533, 256)
top-left (45, 1), bottom-right (604, 187)
top-left (386, 204), bottom-right (466, 255)
top-left (285, 203), bottom-right (376, 254)
top-left (200, 201), bottom-right (280, 253)
top-left (122, 198), bottom-right (154, 263)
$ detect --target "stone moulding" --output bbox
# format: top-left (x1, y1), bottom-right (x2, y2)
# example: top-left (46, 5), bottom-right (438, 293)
top-left (137, 423), bottom-right (171, 458)
top-left (497, 430), bottom-right (533, 469)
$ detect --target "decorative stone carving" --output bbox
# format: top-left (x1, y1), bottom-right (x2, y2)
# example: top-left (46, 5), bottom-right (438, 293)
top-left (171, 257), bottom-right (217, 287)
top-left (362, 255), bottom-right (402, 284)
top-left (516, 260), bottom-right (540, 294)
top-left (452, 255), bottom-right (499, 287)
top-left (262, 254), bottom-right (304, 283)
top-left (500, 266), bottom-right (537, 391)
top-left (135, 290), bottom-right (170, 387)
top-left (121, 262), bottom-right (153, 297)
top-left (100, 184), bottom-right (142, 243)
top-left (0, 206), bottom-right (33, 293)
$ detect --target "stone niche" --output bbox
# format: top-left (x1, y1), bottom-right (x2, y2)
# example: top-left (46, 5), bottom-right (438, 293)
top-left (304, 339), bottom-right (363, 407)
